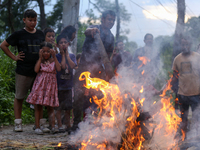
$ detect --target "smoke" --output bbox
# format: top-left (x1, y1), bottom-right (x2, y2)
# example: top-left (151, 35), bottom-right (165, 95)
top-left (180, 106), bottom-right (200, 149)
top-left (68, 39), bottom-right (184, 149)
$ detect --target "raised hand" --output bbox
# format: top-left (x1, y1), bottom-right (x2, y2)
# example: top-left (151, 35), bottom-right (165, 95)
top-left (60, 48), bottom-right (65, 56)
top-left (50, 49), bottom-right (56, 58)
top-left (39, 49), bottom-right (43, 59)
top-left (113, 48), bottom-right (118, 55)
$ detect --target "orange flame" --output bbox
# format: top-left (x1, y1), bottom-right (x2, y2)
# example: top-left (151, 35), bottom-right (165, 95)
top-left (139, 98), bottom-right (145, 106)
top-left (57, 142), bottom-right (61, 147)
top-left (138, 56), bottom-right (150, 68)
top-left (77, 71), bottom-right (181, 150)
top-left (139, 86), bottom-right (143, 93)
top-left (141, 70), bottom-right (145, 75)
top-left (181, 129), bottom-right (186, 141)
top-left (79, 71), bottom-right (123, 120)
top-left (159, 77), bottom-right (172, 97)
top-left (151, 76), bottom-right (182, 149)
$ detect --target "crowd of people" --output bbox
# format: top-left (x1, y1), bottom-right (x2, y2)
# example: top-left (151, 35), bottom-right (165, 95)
top-left (0, 8), bottom-right (200, 142)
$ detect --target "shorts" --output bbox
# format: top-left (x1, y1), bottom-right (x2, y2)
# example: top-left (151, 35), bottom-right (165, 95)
top-left (15, 73), bottom-right (35, 99)
top-left (55, 89), bottom-right (72, 110)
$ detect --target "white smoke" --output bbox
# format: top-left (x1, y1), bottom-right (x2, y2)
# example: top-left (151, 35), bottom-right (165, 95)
top-left (68, 40), bottom-right (190, 149)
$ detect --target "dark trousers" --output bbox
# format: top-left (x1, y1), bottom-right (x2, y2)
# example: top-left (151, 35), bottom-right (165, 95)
top-left (178, 94), bottom-right (200, 132)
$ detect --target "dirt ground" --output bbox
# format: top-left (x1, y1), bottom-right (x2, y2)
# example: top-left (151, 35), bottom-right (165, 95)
top-left (0, 108), bottom-right (196, 150)
top-left (0, 123), bottom-right (71, 150)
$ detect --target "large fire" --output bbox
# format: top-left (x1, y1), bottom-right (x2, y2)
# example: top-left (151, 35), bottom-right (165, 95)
top-left (69, 71), bottom-right (182, 150)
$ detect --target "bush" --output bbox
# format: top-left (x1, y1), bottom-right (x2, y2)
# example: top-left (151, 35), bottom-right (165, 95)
top-left (0, 50), bottom-right (35, 125)
top-left (0, 50), bottom-right (15, 125)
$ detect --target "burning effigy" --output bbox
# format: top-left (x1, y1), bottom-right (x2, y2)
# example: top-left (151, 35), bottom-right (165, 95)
top-left (68, 68), bottom-right (183, 150)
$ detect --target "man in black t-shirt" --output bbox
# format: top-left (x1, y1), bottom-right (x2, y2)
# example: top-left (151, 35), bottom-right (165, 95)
top-left (71, 10), bottom-right (116, 133)
top-left (0, 9), bottom-right (44, 132)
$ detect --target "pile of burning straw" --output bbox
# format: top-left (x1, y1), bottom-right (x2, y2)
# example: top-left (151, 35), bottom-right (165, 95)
top-left (66, 71), bottom-right (184, 150)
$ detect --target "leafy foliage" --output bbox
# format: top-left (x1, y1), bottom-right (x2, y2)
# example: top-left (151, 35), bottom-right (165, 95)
top-left (77, 22), bottom-right (87, 53)
top-left (85, 9), bottom-right (100, 25)
top-left (46, 0), bottom-right (64, 34)
top-left (0, 50), bottom-right (35, 125)
top-left (89, 0), bottom-right (131, 23)
top-left (0, 0), bottom-right (32, 39)
top-left (0, 49), bottom-right (15, 125)
top-left (185, 16), bottom-right (200, 49)
top-left (154, 35), bottom-right (173, 90)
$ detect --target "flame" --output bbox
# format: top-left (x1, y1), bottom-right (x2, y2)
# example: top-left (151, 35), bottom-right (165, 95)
top-left (181, 129), bottom-right (186, 141)
top-left (57, 142), bottom-right (61, 147)
top-left (152, 76), bottom-right (182, 149)
top-left (79, 71), bottom-right (123, 119)
top-left (159, 77), bottom-right (172, 97)
top-left (139, 86), bottom-right (143, 93)
top-left (138, 56), bottom-right (150, 68)
top-left (141, 70), bottom-right (145, 75)
top-left (78, 72), bottom-right (146, 150)
top-left (139, 98), bottom-right (145, 106)
top-left (77, 71), bottom-right (181, 150)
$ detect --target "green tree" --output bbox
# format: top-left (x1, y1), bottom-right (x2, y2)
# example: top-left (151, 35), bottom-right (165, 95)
top-left (77, 22), bottom-right (87, 53)
top-left (46, 0), bottom-right (64, 34)
top-left (185, 16), bottom-right (200, 49)
top-left (0, 0), bottom-right (30, 39)
top-left (154, 35), bottom-right (173, 89)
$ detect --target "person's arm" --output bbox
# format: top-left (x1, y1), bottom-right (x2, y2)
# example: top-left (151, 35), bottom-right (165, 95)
top-left (60, 49), bottom-right (66, 70)
top-left (51, 49), bottom-right (61, 72)
top-left (110, 48), bottom-right (117, 62)
top-left (65, 49), bottom-right (76, 69)
top-left (34, 49), bottom-right (43, 73)
top-left (0, 40), bottom-right (25, 61)
top-left (84, 27), bottom-right (100, 38)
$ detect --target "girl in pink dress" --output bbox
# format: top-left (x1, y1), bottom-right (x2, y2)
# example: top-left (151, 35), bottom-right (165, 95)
top-left (26, 41), bottom-right (62, 134)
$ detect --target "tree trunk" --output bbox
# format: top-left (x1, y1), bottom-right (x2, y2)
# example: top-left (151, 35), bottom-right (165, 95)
top-left (115, 0), bottom-right (120, 41)
top-left (172, 0), bottom-right (185, 61)
top-left (7, 0), bottom-right (14, 33)
top-left (37, 0), bottom-right (46, 30)
top-left (62, 0), bottom-right (80, 55)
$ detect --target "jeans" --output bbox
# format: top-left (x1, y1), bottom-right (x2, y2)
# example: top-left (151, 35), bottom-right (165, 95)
top-left (178, 94), bottom-right (200, 132)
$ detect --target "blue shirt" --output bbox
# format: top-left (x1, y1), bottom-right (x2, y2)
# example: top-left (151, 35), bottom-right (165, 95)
top-left (56, 53), bottom-right (77, 90)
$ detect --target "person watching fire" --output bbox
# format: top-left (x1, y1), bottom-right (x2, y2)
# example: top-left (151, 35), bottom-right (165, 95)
top-left (172, 36), bottom-right (200, 140)
top-left (110, 40), bottom-right (132, 72)
top-left (132, 33), bottom-right (160, 107)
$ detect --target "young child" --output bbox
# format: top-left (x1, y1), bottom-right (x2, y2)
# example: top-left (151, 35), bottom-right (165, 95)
top-left (26, 41), bottom-right (62, 135)
top-left (60, 25), bottom-right (76, 42)
top-left (0, 9), bottom-right (45, 132)
top-left (32, 27), bottom-right (58, 132)
top-left (55, 34), bottom-right (77, 132)
top-left (43, 27), bottom-right (59, 53)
